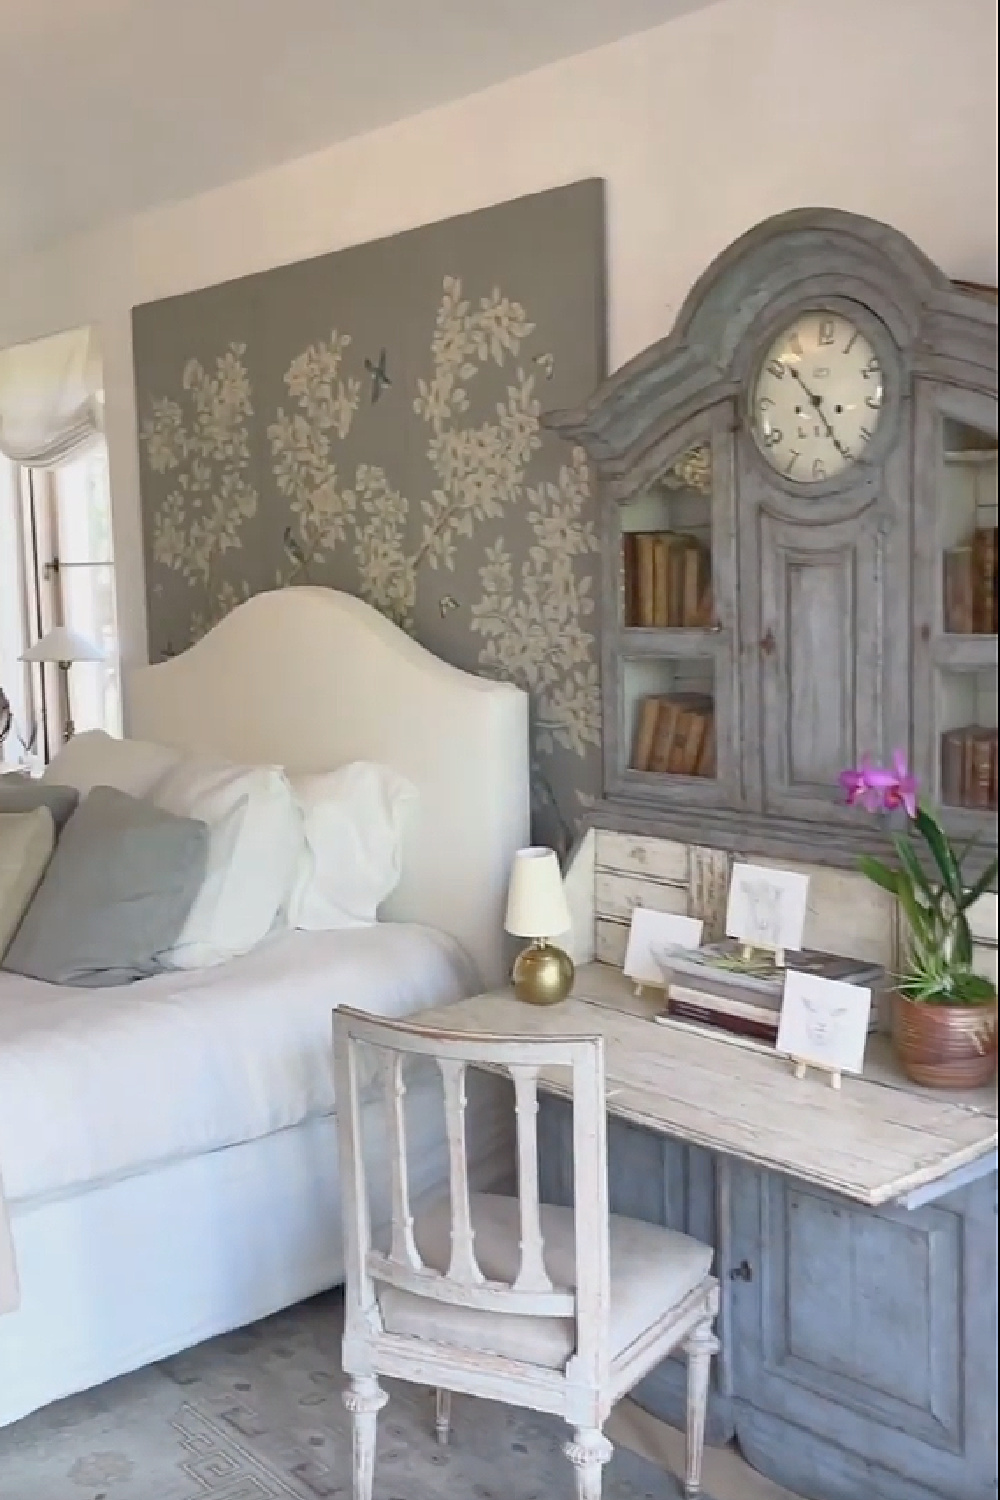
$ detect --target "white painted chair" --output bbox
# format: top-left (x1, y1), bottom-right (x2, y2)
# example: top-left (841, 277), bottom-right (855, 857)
top-left (333, 1007), bottom-right (720, 1499)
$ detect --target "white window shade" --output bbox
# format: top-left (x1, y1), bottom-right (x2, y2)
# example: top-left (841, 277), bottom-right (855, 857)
top-left (0, 327), bottom-right (104, 469)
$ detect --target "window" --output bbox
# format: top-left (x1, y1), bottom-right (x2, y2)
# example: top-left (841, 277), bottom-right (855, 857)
top-left (0, 441), bottom-right (120, 767)
top-left (0, 457), bottom-right (33, 767)
top-left (45, 445), bottom-right (121, 741)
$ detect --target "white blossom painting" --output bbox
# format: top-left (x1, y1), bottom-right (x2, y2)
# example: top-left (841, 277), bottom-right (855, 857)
top-left (133, 181), bottom-right (606, 856)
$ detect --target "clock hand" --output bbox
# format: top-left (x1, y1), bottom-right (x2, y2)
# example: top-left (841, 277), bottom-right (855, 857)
top-left (787, 366), bottom-right (852, 462)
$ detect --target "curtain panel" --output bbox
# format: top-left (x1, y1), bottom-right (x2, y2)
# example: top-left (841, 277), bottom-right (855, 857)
top-left (0, 327), bottom-right (104, 469)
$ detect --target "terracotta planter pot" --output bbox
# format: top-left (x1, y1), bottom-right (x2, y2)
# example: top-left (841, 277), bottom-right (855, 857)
top-left (892, 992), bottom-right (999, 1089)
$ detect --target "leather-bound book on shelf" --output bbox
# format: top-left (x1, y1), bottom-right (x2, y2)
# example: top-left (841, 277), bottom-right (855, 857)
top-left (696, 713), bottom-right (716, 777)
top-left (681, 544), bottom-right (708, 627)
top-left (647, 699), bottom-right (684, 774)
top-left (622, 533), bottom-right (639, 626)
top-left (647, 693), bottom-right (712, 774)
top-left (972, 527), bottom-right (998, 634)
top-left (943, 546), bottom-right (975, 633)
top-left (631, 695), bottom-right (664, 771)
top-left (674, 709), bottom-right (709, 775)
top-left (694, 581), bottom-right (714, 627)
top-left (940, 728), bottom-right (967, 807)
top-left (667, 537), bottom-right (692, 627)
top-left (634, 533), bottom-right (657, 627)
top-left (665, 709), bottom-right (696, 774)
top-left (652, 534), bottom-right (671, 627)
top-left (963, 729), bottom-right (996, 810)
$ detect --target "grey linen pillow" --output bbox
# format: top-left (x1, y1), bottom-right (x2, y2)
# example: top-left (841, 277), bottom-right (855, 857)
top-left (0, 774), bottom-right (79, 834)
top-left (1, 785), bottom-right (209, 987)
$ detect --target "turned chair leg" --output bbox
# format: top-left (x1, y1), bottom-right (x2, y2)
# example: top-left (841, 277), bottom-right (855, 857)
top-left (563, 1427), bottom-right (613, 1500)
top-left (435, 1387), bottom-right (452, 1447)
top-left (342, 1375), bottom-right (388, 1500)
top-left (683, 1315), bottom-right (721, 1498)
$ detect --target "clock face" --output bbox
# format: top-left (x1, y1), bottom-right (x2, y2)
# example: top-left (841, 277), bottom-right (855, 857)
top-left (751, 311), bottom-right (885, 483)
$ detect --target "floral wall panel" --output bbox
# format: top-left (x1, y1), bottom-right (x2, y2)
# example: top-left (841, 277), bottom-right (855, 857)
top-left (132, 180), bottom-right (606, 855)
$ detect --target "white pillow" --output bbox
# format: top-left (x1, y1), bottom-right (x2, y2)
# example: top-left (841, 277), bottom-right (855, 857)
top-left (287, 762), bottom-right (416, 931)
top-left (42, 730), bottom-right (181, 798)
top-left (152, 756), bottom-right (302, 969)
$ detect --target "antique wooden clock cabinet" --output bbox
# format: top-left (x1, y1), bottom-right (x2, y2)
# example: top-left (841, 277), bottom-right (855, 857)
top-left (547, 207), bottom-right (998, 871)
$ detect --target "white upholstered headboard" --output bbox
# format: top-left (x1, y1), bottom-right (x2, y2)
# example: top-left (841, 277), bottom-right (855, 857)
top-left (127, 587), bottom-right (530, 987)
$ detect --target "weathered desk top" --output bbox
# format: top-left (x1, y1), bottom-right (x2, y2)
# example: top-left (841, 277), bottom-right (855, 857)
top-left (418, 963), bottom-right (998, 1209)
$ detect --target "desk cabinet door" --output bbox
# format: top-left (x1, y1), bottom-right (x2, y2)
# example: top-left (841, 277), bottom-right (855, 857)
top-left (728, 1164), bottom-right (998, 1500)
top-left (537, 1096), bottom-right (735, 1443)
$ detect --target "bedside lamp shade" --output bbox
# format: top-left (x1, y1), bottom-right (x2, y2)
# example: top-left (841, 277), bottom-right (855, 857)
top-left (505, 847), bottom-right (572, 938)
top-left (20, 626), bottom-right (104, 665)
top-left (505, 848), bottom-right (574, 1006)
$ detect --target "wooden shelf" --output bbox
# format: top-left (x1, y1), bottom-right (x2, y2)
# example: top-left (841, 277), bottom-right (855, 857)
top-left (933, 634), bottom-right (999, 668)
top-left (943, 448), bottom-right (998, 465)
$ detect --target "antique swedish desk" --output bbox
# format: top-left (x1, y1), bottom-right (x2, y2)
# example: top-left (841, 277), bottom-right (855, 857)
top-left (418, 961), bottom-right (998, 1500)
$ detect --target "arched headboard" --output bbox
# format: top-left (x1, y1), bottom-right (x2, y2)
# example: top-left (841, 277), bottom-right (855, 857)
top-left (127, 588), bottom-right (530, 987)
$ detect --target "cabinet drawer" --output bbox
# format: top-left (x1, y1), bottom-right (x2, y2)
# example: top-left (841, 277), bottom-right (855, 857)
top-left (596, 831), bottom-right (689, 882)
top-left (595, 870), bottom-right (688, 923)
top-left (595, 919), bottom-right (629, 967)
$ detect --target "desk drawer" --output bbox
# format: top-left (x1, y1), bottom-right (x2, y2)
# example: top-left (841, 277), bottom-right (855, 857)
top-left (595, 831), bottom-right (688, 883)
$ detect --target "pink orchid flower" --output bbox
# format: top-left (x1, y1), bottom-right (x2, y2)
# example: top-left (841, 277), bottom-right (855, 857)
top-left (839, 751), bottom-right (919, 818)
top-left (881, 748), bottom-right (919, 819)
top-left (838, 757), bottom-right (884, 812)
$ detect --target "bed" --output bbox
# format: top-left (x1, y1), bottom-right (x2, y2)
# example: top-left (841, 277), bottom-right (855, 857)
top-left (0, 586), bottom-right (530, 1427)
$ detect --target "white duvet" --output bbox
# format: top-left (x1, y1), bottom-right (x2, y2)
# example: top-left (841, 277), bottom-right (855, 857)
top-left (0, 923), bottom-right (477, 1205)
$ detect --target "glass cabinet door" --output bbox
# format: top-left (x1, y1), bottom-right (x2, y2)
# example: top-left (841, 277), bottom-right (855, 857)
top-left (621, 442), bottom-right (714, 630)
top-left (913, 390), bottom-right (998, 824)
top-left (607, 407), bottom-right (740, 808)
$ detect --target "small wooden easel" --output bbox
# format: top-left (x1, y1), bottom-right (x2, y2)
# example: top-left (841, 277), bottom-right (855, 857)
top-left (790, 1057), bottom-right (842, 1091)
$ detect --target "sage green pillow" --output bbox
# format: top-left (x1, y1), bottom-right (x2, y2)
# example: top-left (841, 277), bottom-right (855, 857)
top-left (0, 807), bottom-right (55, 962)
top-left (0, 774), bottom-right (79, 834)
top-left (2, 786), bottom-right (209, 987)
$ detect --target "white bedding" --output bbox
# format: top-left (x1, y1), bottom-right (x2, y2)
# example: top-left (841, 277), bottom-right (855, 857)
top-left (0, 922), bottom-right (478, 1205)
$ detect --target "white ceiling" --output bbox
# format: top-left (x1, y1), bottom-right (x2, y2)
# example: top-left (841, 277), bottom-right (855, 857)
top-left (0, 0), bottom-right (714, 260)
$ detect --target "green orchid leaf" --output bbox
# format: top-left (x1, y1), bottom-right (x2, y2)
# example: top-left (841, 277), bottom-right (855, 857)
top-left (914, 806), bottom-right (963, 900)
top-left (952, 912), bottom-right (974, 966)
top-left (958, 972), bottom-right (998, 1004)
top-left (892, 835), bottom-right (939, 911)
top-left (894, 879), bottom-right (936, 949)
top-left (960, 856), bottom-right (1000, 911)
top-left (857, 855), bottom-right (899, 895)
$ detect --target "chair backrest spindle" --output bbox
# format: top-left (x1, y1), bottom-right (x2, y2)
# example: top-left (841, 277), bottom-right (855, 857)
top-left (333, 1008), bottom-right (609, 1344)
top-left (510, 1064), bottom-right (552, 1294)
top-left (438, 1057), bottom-right (485, 1286)
top-left (379, 1052), bottom-right (422, 1271)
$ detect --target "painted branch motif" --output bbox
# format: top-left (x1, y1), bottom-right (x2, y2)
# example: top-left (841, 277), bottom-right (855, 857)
top-left (138, 276), bottom-right (601, 848)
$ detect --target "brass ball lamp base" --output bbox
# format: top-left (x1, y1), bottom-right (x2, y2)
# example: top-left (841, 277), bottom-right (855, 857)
top-left (511, 938), bottom-right (575, 1006)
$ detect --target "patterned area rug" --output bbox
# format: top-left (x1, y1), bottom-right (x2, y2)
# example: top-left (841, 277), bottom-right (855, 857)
top-left (0, 1290), bottom-right (707, 1499)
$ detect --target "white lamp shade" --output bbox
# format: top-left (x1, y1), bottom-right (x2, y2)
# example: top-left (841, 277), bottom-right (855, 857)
top-left (504, 846), bottom-right (572, 939)
top-left (20, 626), bottom-right (104, 665)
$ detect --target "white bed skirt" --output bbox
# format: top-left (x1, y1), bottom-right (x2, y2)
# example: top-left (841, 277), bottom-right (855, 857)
top-left (0, 1072), bottom-right (513, 1428)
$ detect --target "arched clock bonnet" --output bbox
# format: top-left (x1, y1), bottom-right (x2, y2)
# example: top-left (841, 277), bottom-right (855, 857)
top-left (545, 207), bottom-right (998, 876)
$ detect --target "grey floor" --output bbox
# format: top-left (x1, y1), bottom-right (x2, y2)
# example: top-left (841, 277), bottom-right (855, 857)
top-left (0, 1289), bottom-right (735, 1500)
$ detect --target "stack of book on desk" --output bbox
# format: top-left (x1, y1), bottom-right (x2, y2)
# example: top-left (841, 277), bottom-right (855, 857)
top-left (655, 940), bottom-right (885, 1044)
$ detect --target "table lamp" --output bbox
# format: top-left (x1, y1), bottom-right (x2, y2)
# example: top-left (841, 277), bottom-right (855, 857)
top-left (505, 846), bottom-right (575, 1006)
top-left (20, 626), bottom-right (104, 744)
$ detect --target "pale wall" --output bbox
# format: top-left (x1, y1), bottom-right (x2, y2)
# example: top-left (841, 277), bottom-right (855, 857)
top-left (1, 0), bottom-right (996, 670)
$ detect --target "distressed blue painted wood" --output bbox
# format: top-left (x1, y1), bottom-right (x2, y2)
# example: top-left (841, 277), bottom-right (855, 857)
top-left (537, 1096), bottom-right (736, 1444)
top-left (539, 1096), bottom-right (998, 1500)
top-left (730, 1166), bottom-right (997, 1500)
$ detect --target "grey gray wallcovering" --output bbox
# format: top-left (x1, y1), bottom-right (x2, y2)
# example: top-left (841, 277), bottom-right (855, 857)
top-left (133, 180), bottom-right (606, 855)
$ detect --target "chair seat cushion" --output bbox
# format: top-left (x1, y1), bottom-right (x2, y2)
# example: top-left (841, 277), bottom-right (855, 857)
top-left (377, 1192), bottom-right (713, 1371)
